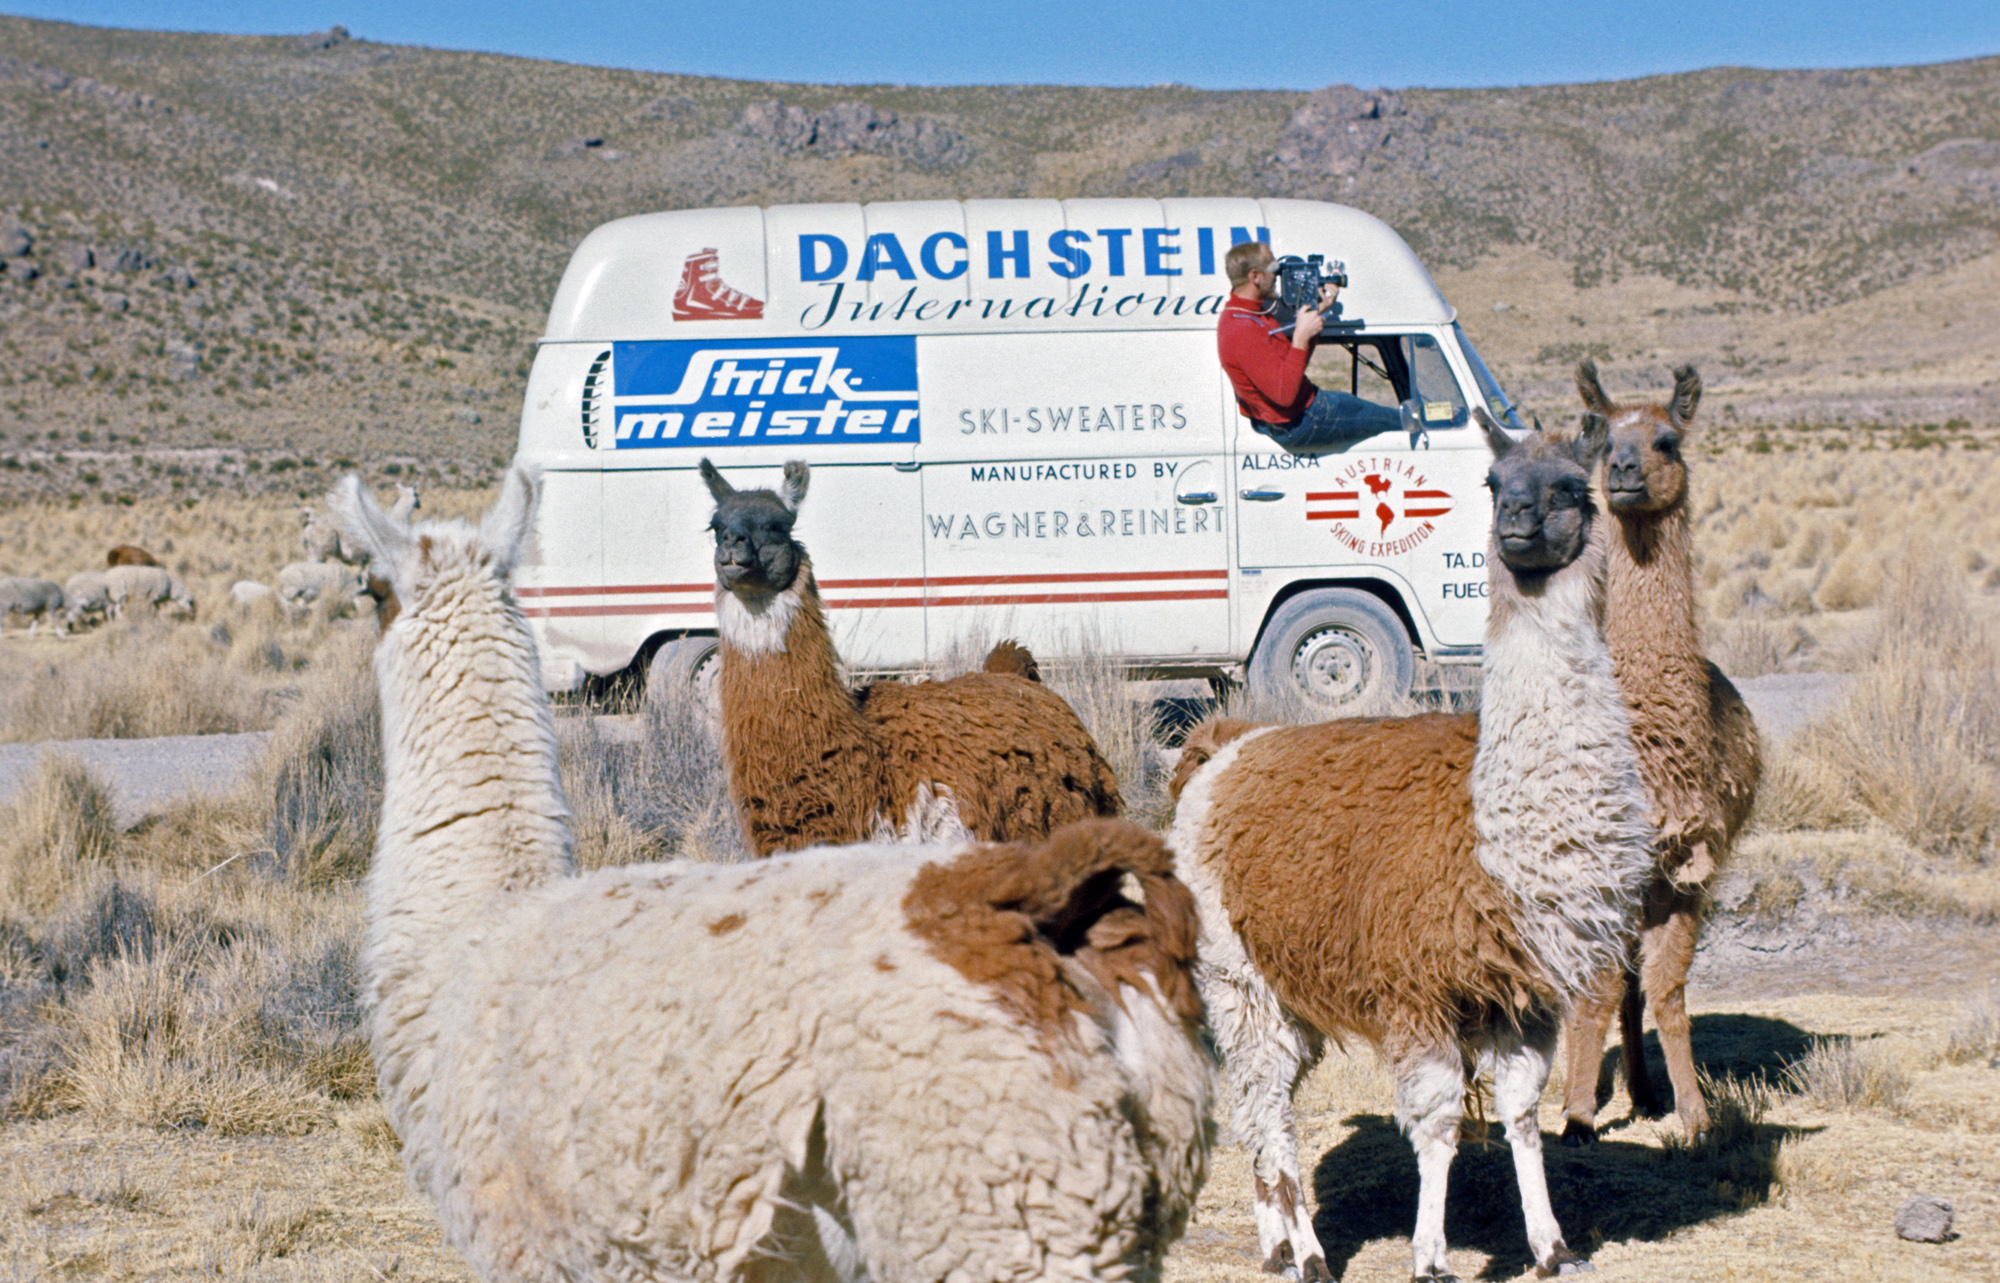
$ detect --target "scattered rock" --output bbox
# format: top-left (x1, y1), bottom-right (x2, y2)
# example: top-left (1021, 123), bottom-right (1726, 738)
top-left (100, 293), bottom-right (129, 313)
top-left (1128, 150), bottom-right (1200, 185)
top-left (451, 406), bottom-right (482, 425)
top-left (299, 25), bottom-right (351, 51)
top-left (1895, 1193), bottom-right (1953, 1243)
top-left (166, 340), bottom-right (201, 379)
top-left (56, 242), bottom-right (93, 273)
top-left (5, 259), bottom-right (39, 283)
top-left (155, 265), bottom-right (197, 290)
top-left (0, 222), bottom-right (30, 258)
top-left (740, 99), bottom-right (968, 168)
top-left (555, 136), bottom-right (606, 158)
top-left (638, 95), bottom-right (698, 121)
top-left (1270, 83), bottom-right (1414, 176)
top-left (96, 246), bottom-right (153, 273)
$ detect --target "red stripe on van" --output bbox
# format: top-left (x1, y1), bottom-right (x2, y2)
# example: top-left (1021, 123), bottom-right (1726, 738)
top-left (522, 602), bottom-right (710, 618)
top-left (922, 589), bottom-right (1229, 607)
top-left (1305, 510), bottom-right (1358, 521)
top-left (516, 582), bottom-right (709, 598)
top-left (1404, 508), bottom-right (1451, 518)
top-left (823, 569), bottom-right (1227, 589)
top-left (1405, 489), bottom-right (1451, 499)
top-left (1304, 491), bottom-right (1357, 502)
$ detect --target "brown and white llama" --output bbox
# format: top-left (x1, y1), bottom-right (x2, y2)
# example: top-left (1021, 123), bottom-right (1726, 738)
top-left (1559, 361), bottom-right (1762, 1144)
top-left (1168, 413), bottom-right (1656, 1283)
top-left (700, 458), bottom-right (1121, 856)
top-left (331, 468), bottom-right (1214, 1283)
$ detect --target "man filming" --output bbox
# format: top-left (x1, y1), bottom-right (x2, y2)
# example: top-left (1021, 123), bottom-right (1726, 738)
top-left (1218, 241), bottom-right (1420, 454)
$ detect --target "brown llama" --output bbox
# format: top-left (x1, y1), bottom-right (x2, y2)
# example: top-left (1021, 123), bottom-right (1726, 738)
top-left (700, 458), bottom-right (1121, 856)
top-left (1169, 412), bottom-right (1656, 1282)
top-left (105, 544), bottom-right (158, 568)
top-left (1559, 360), bottom-right (1762, 1144)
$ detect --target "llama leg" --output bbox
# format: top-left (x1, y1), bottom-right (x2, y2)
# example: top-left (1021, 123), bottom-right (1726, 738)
top-left (1558, 962), bottom-right (1624, 1145)
top-left (1391, 1042), bottom-right (1465, 1282)
top-left (1203, 965), bottom-right (1330, 1281)
top-left (1487, 1023), bottom-right (1592, 1277)
top-left (1641, 890), bottom-right (1710, 1138)
top-left (1617, 963), bottom-right (1662, 1117)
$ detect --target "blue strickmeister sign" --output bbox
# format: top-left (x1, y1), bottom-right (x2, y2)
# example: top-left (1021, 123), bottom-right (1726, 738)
top-left (609, 337), bottom-right (920, 449)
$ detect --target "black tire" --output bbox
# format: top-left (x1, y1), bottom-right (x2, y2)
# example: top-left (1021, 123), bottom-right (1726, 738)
top-left (644, 635), bottom-right (721, 714)
top-left (1248, 588), bottom-right (1415, 712)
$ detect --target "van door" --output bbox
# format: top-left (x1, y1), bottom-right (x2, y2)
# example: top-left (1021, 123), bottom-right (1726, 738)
top-left (1233, 329), bottom-right (1494, 657)
top-left (916, 328), bottom-right (1232, 668)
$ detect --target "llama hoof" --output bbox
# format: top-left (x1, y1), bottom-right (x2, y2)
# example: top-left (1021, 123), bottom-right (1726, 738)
top-left (1300, 1256), bottom-right (1333, 1283)
top-left (1534, 1246), bottom-right (1595, 1277)
top-left (1412, 1272), bottom-right (1461, 1282)
top-left (1262, 1243), bottom-right (1298, 1279)
top-left (1560, 1119), bottom-right (1599, 1147)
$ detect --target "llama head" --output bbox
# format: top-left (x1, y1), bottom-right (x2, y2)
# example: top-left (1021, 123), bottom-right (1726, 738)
top-left (1480, 407), bottom-right (1610, 576)
top-left (327, 465), bottom-right (539, 626)
top-left (1576, 359), bottom-right (1701, 515)
top-left (699, 458), bottom-right (811, 599)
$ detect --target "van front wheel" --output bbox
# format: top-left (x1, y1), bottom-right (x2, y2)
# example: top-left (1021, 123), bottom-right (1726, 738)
top-left (1249, 589), bottom-right (1414, 712)
top-left (645, 635), bottom-right (722, 714)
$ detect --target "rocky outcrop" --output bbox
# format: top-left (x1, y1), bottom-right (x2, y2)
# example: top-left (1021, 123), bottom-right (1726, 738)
top-left (740, 99), bottom-right (969, 168)
top-left (1270, 83), bottom-right (1417, 176)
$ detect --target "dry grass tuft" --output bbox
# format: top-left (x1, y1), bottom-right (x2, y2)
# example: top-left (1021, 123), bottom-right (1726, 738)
top-left (562, 678), bottom-right (745, 869)
top-left (1943, 984), bottom-right (2000, 1066)
top-left (1795, 558), bottom-right (2000, 854)
top-left (1780, 1036), bottom-right (1913, 1113)
top-left (259, 629), bottom-right (383, 888)
top-left (0, 754), bottom-right (121, 913)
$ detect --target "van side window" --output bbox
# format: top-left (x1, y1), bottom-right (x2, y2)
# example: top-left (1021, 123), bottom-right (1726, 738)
top-left (1307, 333), bottom-right (1469, 430)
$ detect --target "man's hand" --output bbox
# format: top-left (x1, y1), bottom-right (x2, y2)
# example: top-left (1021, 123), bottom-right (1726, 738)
top-left (1292, 305), bottom-right (1324, 348)
top-left (1319, 281), bottom-right (1341, 311)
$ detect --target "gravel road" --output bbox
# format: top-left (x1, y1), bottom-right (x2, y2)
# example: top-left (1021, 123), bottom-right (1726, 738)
top-left (0, 675), bottom-right (1846, 831)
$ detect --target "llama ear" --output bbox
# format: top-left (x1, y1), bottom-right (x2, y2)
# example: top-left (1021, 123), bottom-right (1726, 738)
top-left (480, 464), bottom-right (540, 575)
top-left (780, 460), bottom-right (810, 512)
top-left (326, 473), bottom-right (407, 569)
top-left (1574, 413), bottom-right (1613, 468)
top-left (1669, 365), bottom-right (1703, 427)
top-left (1475, 406), bottom-right (1515, 459)
top-left (1575, 359), bottom-right (1616, 417)
top-left (698, 458), bottom-right (735, 505)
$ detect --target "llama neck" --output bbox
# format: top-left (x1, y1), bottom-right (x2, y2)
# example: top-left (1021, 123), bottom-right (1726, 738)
top-left (715, 562), bottom-right (883, 846)
top-left (1472, 521), bottom-right (1656, 1005)
top-left (1605, 499), bottom-right (1711, 782)
top-left (370, 572), bottom-right (574, 969)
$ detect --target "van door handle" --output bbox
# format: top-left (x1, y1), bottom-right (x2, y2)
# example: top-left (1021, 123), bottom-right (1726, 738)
top-left (892, 461), bottom-right (921, 472)
top-left (1239, 488), bottom-right (1285, 501)
top-left (1175, 490), bottom-right (1217, 505)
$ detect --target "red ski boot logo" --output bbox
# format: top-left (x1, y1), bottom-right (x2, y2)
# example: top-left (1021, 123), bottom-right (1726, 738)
top-left (673, 247), bottom-right (764, 321)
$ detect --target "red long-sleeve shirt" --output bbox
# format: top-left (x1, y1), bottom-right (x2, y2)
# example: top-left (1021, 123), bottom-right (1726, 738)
top-left (1217, 294), bottom-right (1315, 424)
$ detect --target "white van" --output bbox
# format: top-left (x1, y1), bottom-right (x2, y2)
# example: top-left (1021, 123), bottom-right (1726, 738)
top-left (513, 197), bottom-right (1526, 708)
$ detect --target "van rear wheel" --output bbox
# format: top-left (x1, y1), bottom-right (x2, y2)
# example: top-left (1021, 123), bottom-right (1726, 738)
top-left (1249, 589), bottom-right (1414, 713)
top-left (645, 635), bottom-right (722, 715)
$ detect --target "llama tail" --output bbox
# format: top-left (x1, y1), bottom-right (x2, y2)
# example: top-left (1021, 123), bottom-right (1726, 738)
top-left (982, 638), bottom-right (1041, 682)
top-left (1168, 717), bottom-right (1264, 803)
top-left (905, 818), bottom-right (1202, 1029)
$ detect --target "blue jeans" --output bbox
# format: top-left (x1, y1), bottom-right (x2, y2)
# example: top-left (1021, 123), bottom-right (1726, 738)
top-left (1252, 388), bottom-right (1402, 455)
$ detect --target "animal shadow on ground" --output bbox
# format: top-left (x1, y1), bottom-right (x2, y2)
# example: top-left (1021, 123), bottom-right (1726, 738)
top-left (1585, 1012), bottom-right (1822, 1121)
top-left (1311, 1015), bottom-right (1821, 1279)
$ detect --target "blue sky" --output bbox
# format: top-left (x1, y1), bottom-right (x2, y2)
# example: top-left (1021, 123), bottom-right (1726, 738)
top-left (4, 1), bottom-right (1998, 90)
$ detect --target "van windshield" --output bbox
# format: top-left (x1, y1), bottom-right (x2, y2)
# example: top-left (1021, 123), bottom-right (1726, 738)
top-left (1452, 324), bottom-right (1526, 430)
top-left (1307, 332), bottom-right (1469, 430)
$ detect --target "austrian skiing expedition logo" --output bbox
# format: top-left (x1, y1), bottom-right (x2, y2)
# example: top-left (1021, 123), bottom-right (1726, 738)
top-left (1305, 457), bottom-right (1455, 557)
top-left (673, 247), bottom-right (765, 321)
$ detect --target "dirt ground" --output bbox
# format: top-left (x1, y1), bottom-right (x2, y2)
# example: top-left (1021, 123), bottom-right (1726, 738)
top-left (3, 921), bottom-right (1994, 1283)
